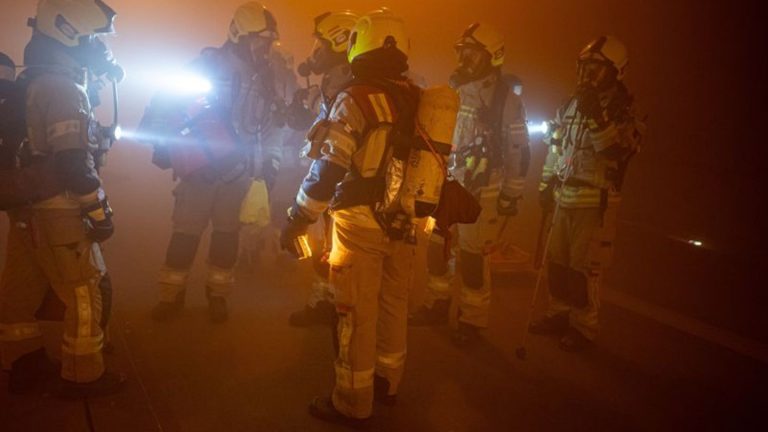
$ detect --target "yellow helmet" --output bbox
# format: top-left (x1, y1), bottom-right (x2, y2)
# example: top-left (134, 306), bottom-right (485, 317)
top-left (228, 2), bottom-right (278, 43)
top-left (348, 8), bottom-right (409, 63)
top-left (313, 11), bottom-right (359, 54)
top-left (455, 22), bottom-right (504, 67)
top-left (32, 0), bottom-right (116, 48)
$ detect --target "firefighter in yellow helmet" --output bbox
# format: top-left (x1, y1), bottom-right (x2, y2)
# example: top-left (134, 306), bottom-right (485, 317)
top-left (409, 23), bottom-right (531, 346)
top-left (146, 1), bottom-right (279, 323)
top-left (285, 10), bottom-right (358, 328)
top-left (281, 8), bottom-right (420, 426)
top-left (529, 36), bottom-right (644, 351)
top-left (0, 0), bottom-right (125, 397)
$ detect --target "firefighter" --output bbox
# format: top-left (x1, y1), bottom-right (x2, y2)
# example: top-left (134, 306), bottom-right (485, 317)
top-left (0, 0), bottom-right (125, 397)
top-left (147, 2), bottom-right (279, 323)
top-left (529, 36), bottom-right (644, 351)
top-left (284, 10), bottom-right (358, 328)
top-left (281, 8), bottom-right (419, 426)
top-left (409, 23), bottom-right (531, 346)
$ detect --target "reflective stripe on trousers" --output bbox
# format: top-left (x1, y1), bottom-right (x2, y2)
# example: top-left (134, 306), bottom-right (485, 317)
top-left (158, 266), bottom-right (190, 302)
top-left (206, 265), bottom-right (235, 297)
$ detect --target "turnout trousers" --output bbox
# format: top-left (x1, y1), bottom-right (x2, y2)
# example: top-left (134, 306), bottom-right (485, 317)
top-left (545, 205), bottom-right (617, 340)
top-left (0, 208), bottom-right (106, 382)
top-left (329, 219), bottom-right (414, 419)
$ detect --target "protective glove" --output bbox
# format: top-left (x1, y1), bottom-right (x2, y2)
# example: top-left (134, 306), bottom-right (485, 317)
top-left (496, 192), bottom-right (519, 216)
top-left (280, 209), bottom-right (312, 259)
top-left (261, 157), bottom-right (280, 191)
top-left (576, 86), bottom-right (607, 129)
top-left (82, 196), bottom-right (114, 243)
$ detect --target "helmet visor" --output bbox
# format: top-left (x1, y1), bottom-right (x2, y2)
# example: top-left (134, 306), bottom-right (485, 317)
top-left (577, 60), bottom-right (615, 89)
top-left (242, 33), bottom-right (275, 64)
top-left (455, 46), bottom-right (490, 77)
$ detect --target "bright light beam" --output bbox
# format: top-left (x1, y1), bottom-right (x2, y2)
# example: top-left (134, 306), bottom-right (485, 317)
top-left (165, 73), bottom-right (212, 94)
top-left (142, 71), bottom-right (212, 95)
top-left (527, 121), bottom-right (549, 135)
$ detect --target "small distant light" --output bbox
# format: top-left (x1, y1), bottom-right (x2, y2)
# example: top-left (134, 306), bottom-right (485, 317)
top-left (688, 240), bottom-right (703, 247)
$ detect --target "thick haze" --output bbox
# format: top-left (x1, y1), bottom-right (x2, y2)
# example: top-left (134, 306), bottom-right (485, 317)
top-left (1, 1), bottom-right (766, 334)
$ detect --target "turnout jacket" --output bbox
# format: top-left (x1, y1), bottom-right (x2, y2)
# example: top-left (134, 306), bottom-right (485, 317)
top-left (452, 72), bottom-right (530, 198)
top-left (293, 78), bottom-right (411, 230)
top-left (25, 54), bottom-right (102, 209)
top-left (541, 84), bottom-right (644, 208)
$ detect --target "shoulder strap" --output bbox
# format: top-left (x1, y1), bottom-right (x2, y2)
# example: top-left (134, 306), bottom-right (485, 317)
top-left (342, 83), bottom-right (398, 128)
top-left (490, 75), bottom-right (509, 142)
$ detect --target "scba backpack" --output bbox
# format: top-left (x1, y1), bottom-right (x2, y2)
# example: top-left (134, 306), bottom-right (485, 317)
top-left (334, 78), bottom-right (473, 240)
top-left (0, 67), bottom-right (62, 210)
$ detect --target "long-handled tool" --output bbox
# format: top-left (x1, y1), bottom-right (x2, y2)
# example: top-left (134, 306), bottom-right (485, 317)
top-left (515, 204), bottom-right (559, 360)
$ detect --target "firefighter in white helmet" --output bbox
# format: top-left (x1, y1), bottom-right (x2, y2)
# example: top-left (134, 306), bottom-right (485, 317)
top-left (284, 10), bottom-right (358, 328)
top-left (146, 1), bottom-right (280, 323)
top-left (0, 0), bottom-right (125, 397)
top-left (409, 22), bottom-right (531, 346)
top-left (281, 8), bottom-right (420, 426)
top-left (529, 36), bottom-right (644, 351)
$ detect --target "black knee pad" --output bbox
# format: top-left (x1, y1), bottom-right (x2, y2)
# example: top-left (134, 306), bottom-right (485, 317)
top-left (165, 232), bottom-right (201, 269)
top-left (459, 250), bottom-right (484, 289)
top-left (209, 231), bottom-right (240, 268)
top-left (566, 268), bottom-right (589, 308)
top-left (427, 239), bottom-right (449, 276)
top-left (547, 262), bottom-right (569, 301)
top-left (98, 272), bottom-right (113, 329)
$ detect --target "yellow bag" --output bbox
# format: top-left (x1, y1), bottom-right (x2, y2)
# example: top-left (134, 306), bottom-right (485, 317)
top-left (239, 179), bottom-right (271, 227)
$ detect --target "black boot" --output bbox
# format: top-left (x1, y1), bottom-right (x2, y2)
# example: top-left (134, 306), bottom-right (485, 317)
top-left (56, 371), bottom-right (127, 399)
top-left (528, 313), bottom-right (569, 336)
top-left (7, 348), bottom-right (59, 395)
top-left (408, 298), bottom-right (450, 327)
top-left (289, 300), bottom-right (336, 327)
top-left (151, 290), bottom-right (186, 322)
top-left (308, 396), bottom-right (371, 429)
top-left (373, 374), bottom-right (397, 406)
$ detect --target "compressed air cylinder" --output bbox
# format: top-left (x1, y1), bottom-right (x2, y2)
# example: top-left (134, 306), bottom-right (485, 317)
top-left (401, 85), bottom-right (459, 217)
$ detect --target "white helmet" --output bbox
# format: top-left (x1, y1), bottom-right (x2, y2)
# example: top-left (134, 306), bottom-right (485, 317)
top-left (455, 22), bottom-right (504, 67)
top-left (348, 8), bottom-right (409, 63)
top-left (313, 11), bottom-right (358, 54)
top-left (33, 0), bottom-right (116, 48)
top-left (578, 35), bottom-right (628, 80)
top-left (228, 2), bottom-right (278, 43)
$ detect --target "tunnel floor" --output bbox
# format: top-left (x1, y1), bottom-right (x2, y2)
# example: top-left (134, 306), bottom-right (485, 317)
top-left (2, 254), bottom-right (765, 431)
